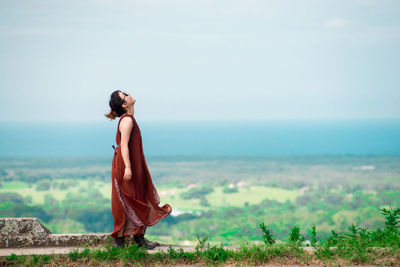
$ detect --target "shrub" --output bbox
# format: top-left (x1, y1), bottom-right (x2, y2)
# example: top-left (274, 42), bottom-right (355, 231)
top-left (259, 222), bottom-right (275, 245)
top-left (36, 180), bottom-right (51, 191)
top-left (200, 196), bottom-right (210, 207)
top-left (180, 185), bottom-right (214, 200)
top-left (0, 192), bottom-right (25, 204)
top-left (310, 225), bottom-right (317, 246)
top-left (288, 226), bottom-right (305, 243)
top-left (223, 186), bottom-right (238, 193)
top-left (381, 206), bottom-right (400, 232)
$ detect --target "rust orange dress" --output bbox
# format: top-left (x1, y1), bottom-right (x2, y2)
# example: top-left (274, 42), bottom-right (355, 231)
top-left (110, 113), bottom-right (172, 237)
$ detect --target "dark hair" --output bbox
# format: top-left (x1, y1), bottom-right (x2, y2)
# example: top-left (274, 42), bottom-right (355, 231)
top-left (104, 90), bottom-right (126, 120)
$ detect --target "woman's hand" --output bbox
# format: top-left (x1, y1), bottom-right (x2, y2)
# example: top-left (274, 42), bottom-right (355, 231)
top-left (123, 167), bottom-right (132, 181)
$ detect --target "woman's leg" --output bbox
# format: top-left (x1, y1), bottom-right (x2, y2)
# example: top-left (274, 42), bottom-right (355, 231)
top-left (117, 224), bottom-right (125, 237)
top-left (114, 223), bottom-right (126, 248)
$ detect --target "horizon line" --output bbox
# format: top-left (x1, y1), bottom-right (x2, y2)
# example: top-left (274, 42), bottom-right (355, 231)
top-left (1, 117), bottom-right (400, 123)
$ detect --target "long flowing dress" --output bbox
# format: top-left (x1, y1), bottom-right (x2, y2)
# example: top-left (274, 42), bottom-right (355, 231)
top-left (110, 113), bottom-right (172, 237)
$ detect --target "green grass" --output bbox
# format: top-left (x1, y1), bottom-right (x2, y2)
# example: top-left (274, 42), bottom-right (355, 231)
top-left (0, 181), bottom-right (28, 189)
top-left (0, 180), bottom-right (108, 204)
top-left (156, 187), bottom-right (207, 212)
top-left (0, 242), bottom-right (312, 266)
top-left (0, 180), bottom-right (299, 211)
top-left (2, 207), bottom-right (398, 266)
top-left (1, 237), bottom-right (398, 266)
top-left (0, 184), bottom-right (56, 203)
top-left (156, 185), bottom-right (299, 212)
top-left (97, 181), bottom-right (112, 199)
top-left (207, 186), bottom-right (298, 206)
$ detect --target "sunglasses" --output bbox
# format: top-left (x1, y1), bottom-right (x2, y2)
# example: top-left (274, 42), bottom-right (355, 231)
top-left (121, 92), bottom-right (128, 105)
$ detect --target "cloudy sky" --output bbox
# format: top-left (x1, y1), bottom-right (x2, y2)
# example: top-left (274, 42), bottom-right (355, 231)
top-left (0, 0), bottom-right (399, 122)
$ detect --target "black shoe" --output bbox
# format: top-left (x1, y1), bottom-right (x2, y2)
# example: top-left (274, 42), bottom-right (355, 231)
top-left (143, 236), bottom-right (160, 248)
top-left (114, 236), bottom-right (125, 248)
top-left (134, 235), bottom-right (157, 250)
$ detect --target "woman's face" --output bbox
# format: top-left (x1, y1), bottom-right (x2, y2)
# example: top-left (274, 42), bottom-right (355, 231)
top-left (119, 91), bottom-right (136, 107)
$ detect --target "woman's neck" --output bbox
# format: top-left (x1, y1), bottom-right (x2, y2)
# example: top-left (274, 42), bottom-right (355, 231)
top-left (126, 106), bottom-right (134, 116)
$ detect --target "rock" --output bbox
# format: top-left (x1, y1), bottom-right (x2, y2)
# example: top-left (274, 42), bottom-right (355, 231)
top-left (0, 218), bottom-right (51, 248)
top-left (48, 234), bottom-right (109, 247)
top-left (0, 218), bottom-right (110, 248)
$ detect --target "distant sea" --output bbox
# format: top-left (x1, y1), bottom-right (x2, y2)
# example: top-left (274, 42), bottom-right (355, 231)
top-left (0, 119), bottom-right (399, 157)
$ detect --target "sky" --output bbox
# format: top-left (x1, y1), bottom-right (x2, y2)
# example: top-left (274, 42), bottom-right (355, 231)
top-left (0, 0), bottom-right (399, 122)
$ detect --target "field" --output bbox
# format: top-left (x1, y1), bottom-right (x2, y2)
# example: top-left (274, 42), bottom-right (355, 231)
top-left (1, 155), bottom-right (399, 245)
top-left (0, 180), bottom-right (298, 214)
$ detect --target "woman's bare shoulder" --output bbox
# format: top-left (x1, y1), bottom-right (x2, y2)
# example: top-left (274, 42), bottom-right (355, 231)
top-left (119, 116), bottom-right (133, 132)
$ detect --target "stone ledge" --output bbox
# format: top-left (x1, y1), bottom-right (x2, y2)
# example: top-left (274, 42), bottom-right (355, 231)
top-left (0, 218), bottom-right (112, 248)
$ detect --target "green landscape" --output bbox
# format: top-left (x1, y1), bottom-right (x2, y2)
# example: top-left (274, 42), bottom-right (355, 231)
top-left (3, 205), bottom-right (400, 266)
top-left (1, 155), bottom-right (399, 247)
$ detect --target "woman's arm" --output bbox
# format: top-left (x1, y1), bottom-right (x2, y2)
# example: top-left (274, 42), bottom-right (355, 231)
top-left (119, 117), bottom-right (133, 180)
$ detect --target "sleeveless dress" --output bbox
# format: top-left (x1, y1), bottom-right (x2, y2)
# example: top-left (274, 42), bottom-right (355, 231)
top-left (110, 113), bottom-right (172, 237)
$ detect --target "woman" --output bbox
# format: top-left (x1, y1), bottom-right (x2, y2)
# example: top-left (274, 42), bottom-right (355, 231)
top-left (105, 90), bottom-right (172, 249)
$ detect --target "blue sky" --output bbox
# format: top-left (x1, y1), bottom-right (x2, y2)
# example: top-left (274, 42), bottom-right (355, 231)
top-left (0, 0), bottom-right (399, 122)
